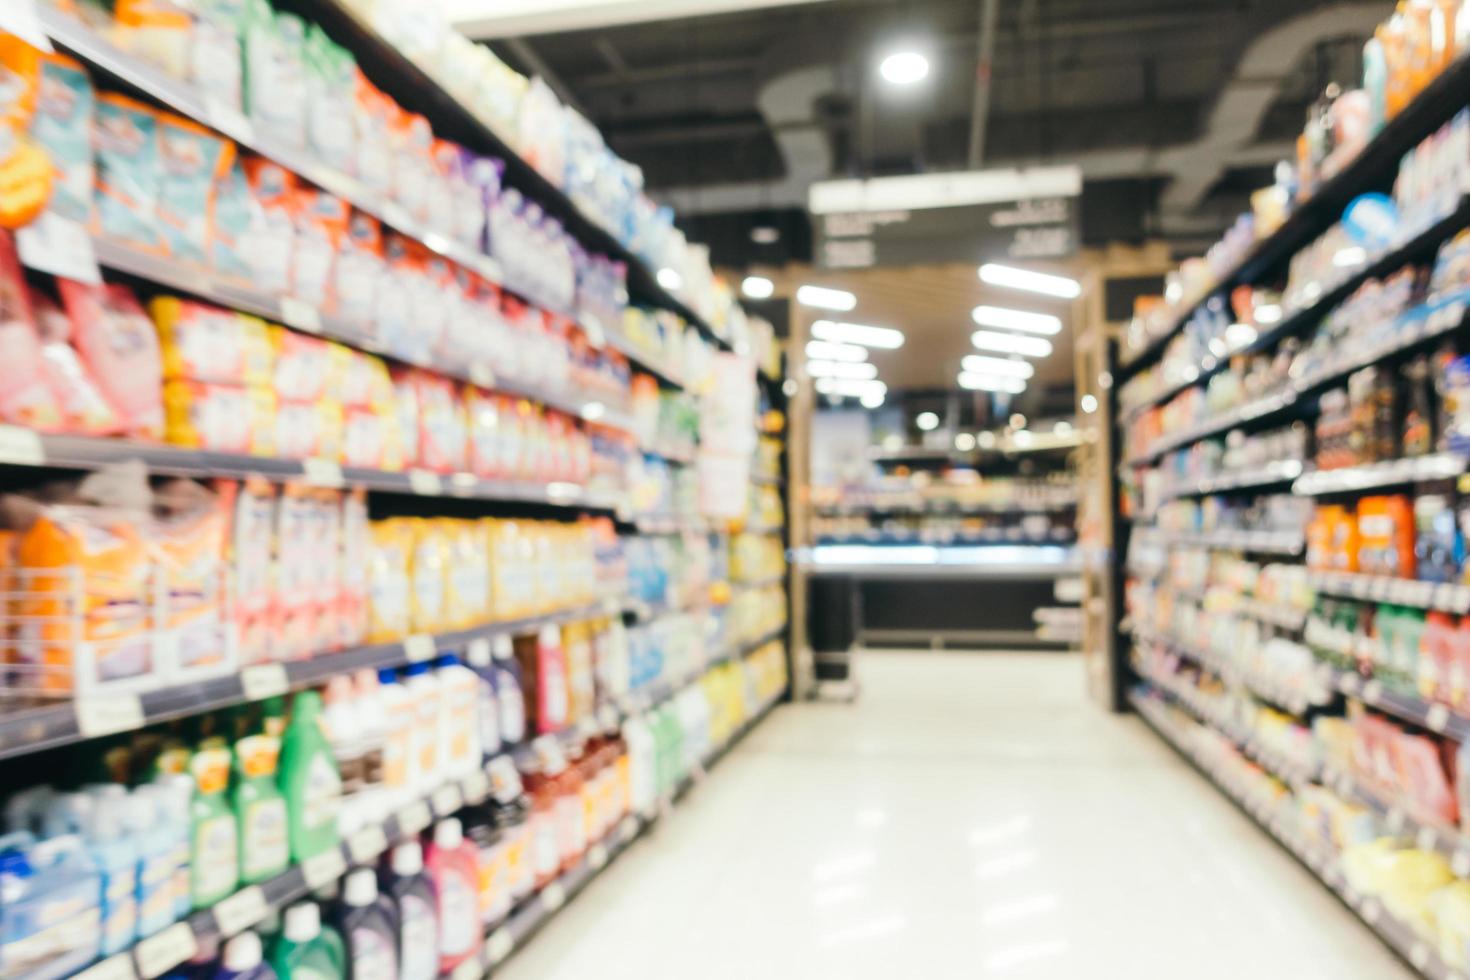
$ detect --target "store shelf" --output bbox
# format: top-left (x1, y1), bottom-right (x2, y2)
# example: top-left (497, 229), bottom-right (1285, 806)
top-left (1306, 570), bottom-right (1470, 613)
top-left (1293, 453), bottom-right (1467, 496)
top-left (815, 531), bottom-right (1076, 547)
top-left (814, 499), bottom-right (1077, 516)
top-left (1117, 51), bottom-right (1470, 384)
top-left (1154, 460), bottom-right (1305, 501)
top-left (1126, 390), bottom-right (1297, 466)
top-left (1133, 626), bottom-right (1332, 716)
top-left (1133, 526), bottom-right (1305, 555)
top-left (1321, 763), bottom-right (1470, 877)
top-left (1129, 689), bottom-right (1462, 980)
top-left (0, 600), bottom-right (624, 762)
top-left (259, 0), bottom-right (727, 349)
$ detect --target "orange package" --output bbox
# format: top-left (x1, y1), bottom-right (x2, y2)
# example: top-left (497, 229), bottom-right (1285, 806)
top-left (242, 158), bottom-right (297, 297)
top-left (1358, 495), bottom-right (1416, 579)
top-left (229, 477), bottom-right (278, 666)
top-left (388, 107), bottom-right (433, 221)
top-left (292, 187), bottom-right (349, 314)
top-left (152, 479), bottom-right (234, 680)
top-left (17, 504), bottom-right (155, 694)
top-left (353, 70), bottom-right (393, 196)
top-left (0, 34), bottom-right (52, 229)
top-left (336, 209), bottom-right (383, 329)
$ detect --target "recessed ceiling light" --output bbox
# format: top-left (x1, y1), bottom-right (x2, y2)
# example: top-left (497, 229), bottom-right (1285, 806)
top-left (811, 320), bottom-right (904, 349)
top-left (806, 340), bottom-right (868, 363)
top-left (971, 330), bottom-right (1053, 358)
top-left (797, 285), bottom-right (857, 311)
top-left (880, 51), bottom-right (930, 85)
top-left (807, 360), bottom-right (879, 380)
top-left (1080, 394), bottom-right (1098, 414)
top-left (657, 268), bottom-right (682, 290)
top-left (961, 355), bottom-right (1033, 379)
top-left (1010, 414), bottom-right (1027, 428)
top-left (958, 372), bottom-right (1026, 394)
top-left (816, 378), bottom-right (887, 398)
top-left (978, 264), bottom-right (1081, 299)
top-left (971, 305), bottom-right (1062, 336)
top-left (742, 275), bottom-right (775, 299)
top-left (955, 432), bottom-right (977, 451)
top-left (916, 411), bottom-right (940, 431)
top-left (860, 389), bottom-right (885, 408)
top-left (750, 226), bottom-right (780, 244)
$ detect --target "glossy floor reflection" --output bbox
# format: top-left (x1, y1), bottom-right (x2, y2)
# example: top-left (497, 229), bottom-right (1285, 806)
top-left (496, 650), bottom-right (1414, 979)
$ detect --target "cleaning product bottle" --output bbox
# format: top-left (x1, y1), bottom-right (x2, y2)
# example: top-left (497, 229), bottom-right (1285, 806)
top-left (381, 841), bottom-right (437, 980)
top-left (464, 637), bottom-right (502, 760)
top-left (215, 930), bottom-right (278, 980)
top-left (423, 818), bottom-right (482, 974)
top-left (403, 663), bottom-right (442, 794)
top-left (377, 668), bottom-right (415, 811)
top-left (189, 745), bottom-right (240, 909)
top-left (158, 773), bottom-right (196, 920)
top-left (434, 655), bottom-right (480, 779)
top-left (334, 868), bottom-right (398, 980)
top-left (321, 676), bottom-right (367, 836)
top-left (353, 670), bottom-right (388, 823)
top-left (233, 733), bottom-right (290, 884)
top-left (83, 794), bottom-right (139, 955)
top-left (269, 902), bottom-right (346, 980)
top-left (126, 787), bottom-right (178, 938)
top-left (278, 690), bottom-right (342, 863)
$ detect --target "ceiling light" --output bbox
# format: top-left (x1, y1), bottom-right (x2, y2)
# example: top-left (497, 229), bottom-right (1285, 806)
top-left (1332, 246), bottom-right (1366, 268)
top-left (971, 330), bottom-right (1052, 358)
top-left (955, 432), bottom-right (977, 451)
top-left (750, 226), bottom-right (780, 244)
top-left (797, 285), bottom-right (858, 311)
top-left (961, 355), bottom-right (1033, 379)
top-left (860, 389), bottom-right (885, 408)
top-left (816, 378), bottom-right (887, 398)
top-left (807, 360), bottom-right (879, 380)
top-left (811, 320), bottom-right (904, 349)
top-left (971, 305), bottom-right (1062, 336)
top-left (657, 267), bottom-right (682, 290)
top-left (1080, 394), bottom-right (1098, 414)
top-left (879, 51), bottom-right (929, 85)
top-left (978, 264), bottom-right (1081, 299)
top-left (916, 411), bottom-right (939, 431)
top-left (806, 340), bottom-right (868, 363)
top-left (959, 372), bottom-right (1027, 394)
top-left (1224, 322), bottom-right (1257, 349)
top-left (977, 431), bottom-right (997, 449)
top-left (742, 275), bottom-right (774, 299)
top-left (1254, 303), bottom-right (1282, 324)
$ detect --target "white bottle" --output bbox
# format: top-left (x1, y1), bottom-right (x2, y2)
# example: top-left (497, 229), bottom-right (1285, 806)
top-left (404, 662), bottom-right (443, 794)
top-left (378, 669), bottom-right (416, 810)
top-left (434, 655), bottom-right (481, 779)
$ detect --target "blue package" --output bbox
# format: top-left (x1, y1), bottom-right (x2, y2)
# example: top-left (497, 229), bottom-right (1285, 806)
top-left (94, 94), bottom-right (161, 251)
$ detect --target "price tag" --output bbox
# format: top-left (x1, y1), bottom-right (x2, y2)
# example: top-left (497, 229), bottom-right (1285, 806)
top-left (76, 694), bottom-right (144, 738)
top-left (465, 637), bottom-right (492, 667)
top-left (492, 635), bottom-right (514, 661)
top-left (485, 927), bottom-right (514, 965)
top-left (134, 922), bottom-right (198, 979)
top-left (403, 634), bottom-right (436, 663)
top-left (450, 955), bottom-right (481, 980)
top-left (75, 954), bottom-right (137, 980)
top-left (619, 815), bottom-right (639, 844)
top-left (487, 755), bottom-right (524, 804)
top-left (213, 885), bottom-right (267, 936)
top-left (396, 801), bottom-right (432, 835)
top-left (0, 0), bottom-right (51, 50)
top-left (279, 297), bottom-right (322, 334)
top-left (302, 458), bottom-right (344, 488)
top-left (204, 96), bottom-right (254, 142)
top-left (1418, 826), bottom-right (1439, 852)
top-left (17, 212), bottom-right (100, 283)
top-left (432, 784), bottom-right (463, 817)
top-left (461, 769), bottom-right (490, 805)
top-left (587, 843), bottom-right (607, 870)
top-left (0, 424), bottom-right (44, 465)
top-left (1411, 943), bottom-right (1431, 971)
top-left (240, 663), bottom-right (289, 701)
top-left (348, 824), bottom-right (388, 863)
top-left (408, 470), bottom-right (443, 495)
top-left (469, 363), bottom-right (496, 388)
top-left (302, 846), bottom-right (347, 889)
top-left (539, 881), bottom-right (566, 913)
top-left (1362, 898), bottom-right (1382, 925)
top-left (1428, 703), bottom-right (1451, 733)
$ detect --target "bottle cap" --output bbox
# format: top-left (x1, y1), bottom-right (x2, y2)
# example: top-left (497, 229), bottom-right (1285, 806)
top-left (391, 840), bottom-right (423, 877)
top-left (343, 867), bottom-right (377, 907)
top-left (434, 818), bottom-right (463, 849)
top-left (222, 931), bottom-right (263, 972)
top-left (283, 902), bottom-right (321, 943)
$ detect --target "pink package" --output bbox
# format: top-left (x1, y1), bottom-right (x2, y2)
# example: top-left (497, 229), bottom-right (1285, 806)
top-left (0, 240), bottom-right (62, 431)
top-left (412, 371), bottom-right (467, 474)
top-left (30, 288), bottom-right (122, 435)
top-left (390, 368), bottom-right (421, 468)
top-left (464, 385), bottom-right (501, 479)
top-left (1393, 731), bottom-right (1459, 826)
top-left (58, 281), bottom-right (163, 438)
top-left (274, 331), bottom-right (330, 402)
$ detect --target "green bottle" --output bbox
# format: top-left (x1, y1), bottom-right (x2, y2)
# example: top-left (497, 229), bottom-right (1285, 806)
top-left (189, 746), bottom-right (240, 908)
top-left (277, 691), bottom-right (342, 863)
top-left (271, 902), bottom-right (346, 980)
top-left (233, 734), bottom-right (290, 884)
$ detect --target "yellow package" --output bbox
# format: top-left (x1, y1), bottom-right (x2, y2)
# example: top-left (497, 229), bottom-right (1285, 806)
top-left (163, 380), bottom-right (261, 454)
top-left (485, 519), bottom-right (518, 620)
top-left (342, 407), bottom-right (387, 471)
top-left (113, 0), bottom-right (192, 79)
top-left (246, 386), bottom-right (277, 456)
top-left (316, 398), bottom-right (345, 463)
top-left (408, 519), bottom-right (447, 633)
top-left (324, 341), bottom-right (353, 405)
top-left (444, 519), bottom-right (489, 629)
top-left (0, 34), bottom-right (52, 229)
top-left (152, 482), bottom-right (232, 679)
top-left (239, 315), bottom-right (274, 386)
top-left (151, 297), bottom-right (250, 383)
top-left (17, 505), bottom-right (154, 694)
top-left (367, 519), bottom-right (411, 642)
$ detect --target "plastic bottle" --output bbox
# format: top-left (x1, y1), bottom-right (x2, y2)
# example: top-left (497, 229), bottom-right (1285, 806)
top-left (82, 796), bottom-right (139, 955)
top-left (18, 832), bottom-right (103, 979)
top-left (464, 638), bottom-right (502, 760)
top-left (334, 868), bottom-right (399, 980)
top-left (215, 931), bottom-right (278, 980)
top-left (321, 676), bottom-right (368, 836)
top-left (403, 663), bottom-right (443, 793)
top-left (125, 788), bottom-right (178, 938)
top-left (278, 690), bottom-right (343, 863)
top-left (377, 668), bottom-right (415, 810)
top-left (435, 655), bottom-right (481, 779)
top-left (380, 841), bottom-right (438, 980)
top-left (157, 773), bottom-right (196, 920)
top-left (189, 746), bottom-right (240, 909)
top-left (270, 902), bottom-right (346, 980)
top-left (353, 669), bottom-right (388, 822)
top-left (423, 818), bottom-right (482, 974)
top-left (233, 734), bottom-right (290, 884)
top-left (493, 654), bottom-right (527, 747)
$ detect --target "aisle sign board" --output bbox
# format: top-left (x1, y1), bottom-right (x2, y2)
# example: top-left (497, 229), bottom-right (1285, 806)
top-left (809, 166), bottom-right (1081, 270)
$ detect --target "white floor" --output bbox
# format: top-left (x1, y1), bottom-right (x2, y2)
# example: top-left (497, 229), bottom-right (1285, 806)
top-left (497, 650), bottom-right (1414, 980)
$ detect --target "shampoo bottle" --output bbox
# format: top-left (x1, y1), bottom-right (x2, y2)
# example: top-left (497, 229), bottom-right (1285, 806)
top-left (381, 841), bottom-right (438, 980)
top-left (278, 690), bottom-right (342, 863)
top-left (83, 798), bottom-right (139, 955)
top-left (334, 869), bottom-right (399, 980)
top-left (423, 818), bottom-right (482, 974)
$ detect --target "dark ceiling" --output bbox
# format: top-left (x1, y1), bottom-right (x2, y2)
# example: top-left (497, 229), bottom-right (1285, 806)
top-left (490, 0), bottom-right (1387, 269)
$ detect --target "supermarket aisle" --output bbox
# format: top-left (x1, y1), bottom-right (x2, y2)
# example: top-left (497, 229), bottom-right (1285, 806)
top-left (497, 651), bottom-right (1412, 980)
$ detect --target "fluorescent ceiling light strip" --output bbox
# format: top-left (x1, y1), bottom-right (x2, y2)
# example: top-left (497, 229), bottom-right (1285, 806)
top-left (958, 371), bottom-right (1027, 394)
top-left (806, 340), bottom-right (868, 362)
top-left (809, 165), bottom-right (1082, 214)
top-left (807, 360), bottom-right (879, 380)
top-left (979, 263), bottom-right (1080, 298)
top-left (962, 355), bottom-right (1033, 379)
top-left (815, 378), bottom-right (887, 397)
top-left (811, 320), bottom-right (905, 349)
top-left (742, 275), bottom-right (775, 299)
top-left (796, 285), bottom-right (857, 311)
top-left (971, 305), bottom-right (1062, 336)
top-left (971, 330), bottom-right (1052, 357)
